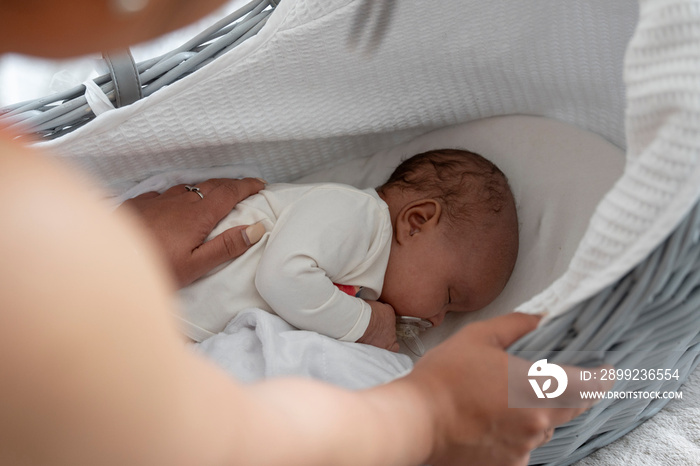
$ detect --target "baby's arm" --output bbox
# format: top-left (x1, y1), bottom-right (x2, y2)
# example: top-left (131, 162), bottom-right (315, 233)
top-left (255, 187), bottom-right (392, 343)
top-left (357, 300), bottom-right (399, 351)
top-left (332, 284), bottom-right (398, 351)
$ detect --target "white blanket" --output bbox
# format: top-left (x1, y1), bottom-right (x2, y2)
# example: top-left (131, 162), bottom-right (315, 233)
top-left (195, 308), bottom-right (412, 389)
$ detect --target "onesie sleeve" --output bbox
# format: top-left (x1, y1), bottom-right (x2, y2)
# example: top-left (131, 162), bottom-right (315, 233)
top-left (254, 186), bottom-right (391, 342)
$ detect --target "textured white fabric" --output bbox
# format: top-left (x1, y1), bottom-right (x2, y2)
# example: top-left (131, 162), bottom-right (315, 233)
top-left (177, 183), bottom-right (391, 343)
top-left (194, 308), bottom-right (413, 390)
top-left (519, 0), bottom-right (700, 318)
top-left (37, 0), bottom-right (636, 190)
top-left (34, 0), bottom-right (700, 330)
top-left (33, 0), bottom-right (658, 321)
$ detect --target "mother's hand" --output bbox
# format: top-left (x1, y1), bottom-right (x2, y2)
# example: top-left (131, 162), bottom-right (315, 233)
top-left (407, 313), bottom-right (614, 466)
top-left (119, 178), bottom-right (266, 287)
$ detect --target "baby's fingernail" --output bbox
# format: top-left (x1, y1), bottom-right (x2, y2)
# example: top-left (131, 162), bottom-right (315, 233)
top-left (242, 222), bottom-right (266, 246)
top-left (255, 177), bottom-right (268, 185)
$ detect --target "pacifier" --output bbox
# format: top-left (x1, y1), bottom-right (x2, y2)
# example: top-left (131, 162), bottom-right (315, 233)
top-left (395, 316), bottom-right (433, 356)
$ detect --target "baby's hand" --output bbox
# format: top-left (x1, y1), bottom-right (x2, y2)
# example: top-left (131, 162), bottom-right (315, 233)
top-left (357, 300), bottom-right (399, 352)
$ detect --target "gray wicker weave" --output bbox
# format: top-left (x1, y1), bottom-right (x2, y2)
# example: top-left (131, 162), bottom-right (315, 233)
top-left (512, 201), bottom-right (700, 465)
top-left (0, 0), bottom-right (278, 140)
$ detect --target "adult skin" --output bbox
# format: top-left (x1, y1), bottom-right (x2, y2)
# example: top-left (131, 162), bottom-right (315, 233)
top-left (119, 179), bottom-right (268, 288)
top-left (0, 1), bottom-right (612, 464)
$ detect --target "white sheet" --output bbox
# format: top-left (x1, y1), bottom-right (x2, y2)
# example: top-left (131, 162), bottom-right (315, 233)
top-left (195, 308), bottom-right (412, 389)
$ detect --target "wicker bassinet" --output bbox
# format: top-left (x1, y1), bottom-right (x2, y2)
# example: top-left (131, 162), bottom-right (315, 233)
top-left (3, 1), bottom-right (700, 464)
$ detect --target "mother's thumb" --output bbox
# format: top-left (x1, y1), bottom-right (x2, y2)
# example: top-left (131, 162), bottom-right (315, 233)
top-left (481, 312), bottom-right (543, 349)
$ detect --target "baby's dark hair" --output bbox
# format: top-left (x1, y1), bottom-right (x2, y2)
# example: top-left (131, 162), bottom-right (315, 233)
top-left (378, 148), bottom-right (513, 227)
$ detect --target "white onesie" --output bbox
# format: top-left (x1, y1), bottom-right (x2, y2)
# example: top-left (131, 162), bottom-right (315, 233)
top-left (178, 182), bottom-right (392, 343)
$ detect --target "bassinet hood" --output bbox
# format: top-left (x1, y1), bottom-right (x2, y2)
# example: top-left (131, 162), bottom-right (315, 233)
top-left (37, 0), bottom-right (636, 180)
top-left (37, 0), bottom-right (700, 319)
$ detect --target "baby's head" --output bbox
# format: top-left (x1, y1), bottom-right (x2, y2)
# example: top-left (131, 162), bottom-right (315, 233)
top-left (376, 149), bottom-right (518, 326)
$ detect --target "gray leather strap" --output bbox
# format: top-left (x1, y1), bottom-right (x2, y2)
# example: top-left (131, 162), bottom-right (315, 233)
top-left (103, 50), bottom-right (142, 108)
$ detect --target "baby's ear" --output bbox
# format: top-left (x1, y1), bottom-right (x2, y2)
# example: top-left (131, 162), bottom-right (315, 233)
top-left (397, 199), bottom-right (442, 243)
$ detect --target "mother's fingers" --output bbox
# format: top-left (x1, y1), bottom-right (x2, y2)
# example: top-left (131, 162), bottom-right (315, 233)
top-left (118, 177), bottom-right (266, 287)
top-left (543, 364), bottom-right (615, 426)
top-left (465, 312), bottom-right (542, 349)
top-left (541, 427), bottom-right (555, 446)
top-left (507, 355), bottom-right (614, 430)
top-left (162, 183), bottom-right (191, 196)
top-left (184, 223), bottom-right (266, 287)
top-left (131, 191), bottom-right (160, 200)
top-left (196, 177), bottom-right (265, 196)
top-left (157, 178), bottom-right (265, 209)
top-left (200, 178), bottom-right (266, 221)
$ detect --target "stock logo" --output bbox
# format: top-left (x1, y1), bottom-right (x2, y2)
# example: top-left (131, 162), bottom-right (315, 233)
top-left (528, 359), bottom-right (568, 399)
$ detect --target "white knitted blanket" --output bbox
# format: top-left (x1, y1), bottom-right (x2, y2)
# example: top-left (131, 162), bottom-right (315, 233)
top-left (42, 0), bottom-right (635, 183)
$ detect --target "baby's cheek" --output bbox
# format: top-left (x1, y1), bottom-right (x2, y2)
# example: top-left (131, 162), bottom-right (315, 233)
top-left (400, 297), bottom-right (437, 320)
top-left (389, 296), bottom-right (417, 318)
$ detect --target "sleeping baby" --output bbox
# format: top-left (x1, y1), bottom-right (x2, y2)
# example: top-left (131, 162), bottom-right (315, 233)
top-left (179, 149), bottom-right (519, 352)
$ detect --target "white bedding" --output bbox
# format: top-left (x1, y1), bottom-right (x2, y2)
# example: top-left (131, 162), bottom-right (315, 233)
top-left (195, 308), bottom-right (412, 389)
